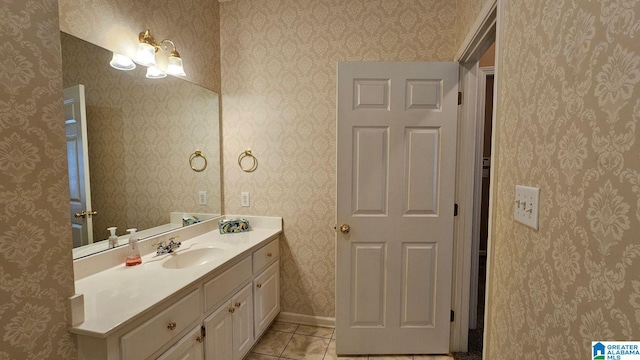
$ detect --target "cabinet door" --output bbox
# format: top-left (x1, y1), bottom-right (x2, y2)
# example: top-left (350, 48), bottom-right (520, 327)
top-left (156, 326), bottom-right (204, 360)
top-left (121, 289), bottom-right (201, 360)
top-left (232, 284), bottom-right (254, 360)
top-left (253, 260), bottom-right (280, 338)
top-left (203, 302), bottom-right (233, 360)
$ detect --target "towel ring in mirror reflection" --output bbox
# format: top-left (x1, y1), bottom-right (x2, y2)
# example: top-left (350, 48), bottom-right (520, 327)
top-left (238, 149), bottom-right (258, 172)
top-left (189, 151), bottom-right (207, 172)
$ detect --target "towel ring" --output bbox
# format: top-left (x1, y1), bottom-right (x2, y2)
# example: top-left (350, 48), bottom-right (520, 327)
top-left (189, 151), bottom-right (207, 172)
top-left (238, 149), bottom-right (258, 172)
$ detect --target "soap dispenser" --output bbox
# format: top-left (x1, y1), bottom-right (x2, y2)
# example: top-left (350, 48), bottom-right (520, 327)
top-left (125, 228), bottom-right (142, 266)
top-left (107, 227), bottom-right (118, 249)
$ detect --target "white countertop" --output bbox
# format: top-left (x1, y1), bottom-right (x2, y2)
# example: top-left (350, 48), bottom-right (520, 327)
top-left (71, 216), bottom-right (282, 337)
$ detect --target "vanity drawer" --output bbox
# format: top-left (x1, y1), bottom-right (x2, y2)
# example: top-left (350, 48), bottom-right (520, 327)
top-left (204, 256), bottom-right (252, 313)
top-left (121, 288), bottom-right (200, 360)
top-left (252, 238), bottom-right (279, 274)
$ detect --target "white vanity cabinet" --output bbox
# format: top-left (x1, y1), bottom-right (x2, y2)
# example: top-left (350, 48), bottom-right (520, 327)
top-left (156, 326), bottom-right (204, 360)
top-left (251, 238), bottom-right (280, 339)
top-left (120, 288), bottom-right (201, 359)
top-left (203, 283), bottom-right (253, 360)
top-left (231, 284), bottom-right (254, 359)
top-left (201, 238), bottom-right (280, 360)
top-left (75, 230), bottom-right (281, 360)
top-left (253, 260), bottom-right (280, 338)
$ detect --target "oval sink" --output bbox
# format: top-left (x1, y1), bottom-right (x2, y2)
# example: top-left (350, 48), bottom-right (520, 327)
top-left (162, 247), bottom-right (225, 269)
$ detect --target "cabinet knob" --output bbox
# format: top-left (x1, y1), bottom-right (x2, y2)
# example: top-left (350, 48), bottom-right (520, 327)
top-left (167, 322), bottom-right (177, 330)
top-left (229, 307), bottom-right (235, 313)
top-left (235, 302), bottom-right (241, 308)
top-left (196, 335), bottom-right (205, 343)
top-left (256, 283), bottom-right (262, 288)
top-left (267, 252), bottom-right (272, 257)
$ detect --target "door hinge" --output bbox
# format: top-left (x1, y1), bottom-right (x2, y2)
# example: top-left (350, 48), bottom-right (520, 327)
top-left (454, 203), bottom-right (459, 217)
top-left (451, 310), bottom-right (455, 322)
top-left (458, 91), bottom-right (462, 105)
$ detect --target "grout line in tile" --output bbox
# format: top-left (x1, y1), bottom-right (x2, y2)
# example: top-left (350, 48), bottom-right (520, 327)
top-left (295, 333), bottom-right (333, 339)
top-left (321, 338), bottom-right (329, 360)
top-left (278, 331), bottom-right (295, 359)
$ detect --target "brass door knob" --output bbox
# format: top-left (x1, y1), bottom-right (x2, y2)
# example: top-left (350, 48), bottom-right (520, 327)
top-left (235, 302), bottom-right (241, 308)
top-left (256, 283), bottom-right (262, 288)
top-left (196, 335), bottom-right (205, 343)
top-left (229, 308), bottom-right (235, 313)
top-left (267, 252), bottom-right (272, 257)
top-left (340, 224), bottom-right (350, 234)
top-left (167, 322), bottom-right (177, 330)
top-left (74, 210), bottom-right (98, 218)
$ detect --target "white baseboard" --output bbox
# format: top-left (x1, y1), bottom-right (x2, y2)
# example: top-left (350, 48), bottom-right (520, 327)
top-left (276, 312), bottom-right (335, 328)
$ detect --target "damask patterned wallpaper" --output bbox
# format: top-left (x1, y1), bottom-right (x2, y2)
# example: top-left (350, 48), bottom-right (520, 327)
top-left (220, 0), bottom-right (459, 317)
top-left (456, 0), bottom-right (492, 49)
top-left (58, 0), bottom-right (221, 93)
top-left (0, 1), bottom-right (76, 358)
top-left (487, 0), bottom-right (640, 358)
top-left (1, 0), bottom-right (221, 358)
top-left (61, 33), bottom-right (220, 243)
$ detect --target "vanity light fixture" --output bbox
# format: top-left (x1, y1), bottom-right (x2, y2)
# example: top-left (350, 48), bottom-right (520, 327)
top-left (133, 29), bottom-right (187, 78)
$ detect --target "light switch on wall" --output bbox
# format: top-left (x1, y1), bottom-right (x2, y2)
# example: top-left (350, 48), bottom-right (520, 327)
top-left (514, 185), bottom-right (540, 230)
top-left (241, 192), bottom-right (250, 207)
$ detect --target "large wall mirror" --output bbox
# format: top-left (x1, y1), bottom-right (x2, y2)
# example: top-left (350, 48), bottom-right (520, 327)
top-left (61, 32), bottom-right (221, 259)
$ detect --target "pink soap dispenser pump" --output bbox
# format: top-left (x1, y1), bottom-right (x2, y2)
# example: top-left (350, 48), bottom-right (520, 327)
top-left (125, 228), bottom-right (142, 266)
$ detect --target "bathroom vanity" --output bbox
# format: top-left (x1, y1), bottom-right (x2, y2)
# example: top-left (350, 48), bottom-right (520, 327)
top-left (71, 216), bottom-right (281, 360)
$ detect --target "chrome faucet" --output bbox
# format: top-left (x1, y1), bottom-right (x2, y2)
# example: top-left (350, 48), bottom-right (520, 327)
top-left (154, 236), bottom-right (181, 255)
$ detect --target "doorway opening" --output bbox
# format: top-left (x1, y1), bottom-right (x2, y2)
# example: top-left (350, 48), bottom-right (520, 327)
top-left (453, 42), bottom-right (495, 360)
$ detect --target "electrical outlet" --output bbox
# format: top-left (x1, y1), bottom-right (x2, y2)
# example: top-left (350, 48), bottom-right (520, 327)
top-left (198, 191), bottom-right (207, 205)
top-left (514, 185), bottom-right (540, 230)
top-left (241, 192), bottom-right (250, 207)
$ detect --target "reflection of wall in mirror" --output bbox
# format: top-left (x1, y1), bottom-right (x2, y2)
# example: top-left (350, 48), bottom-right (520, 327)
top-left (61, 32), bottom-right (221, 243)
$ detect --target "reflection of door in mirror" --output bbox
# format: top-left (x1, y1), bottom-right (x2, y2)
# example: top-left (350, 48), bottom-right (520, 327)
top-left (64, 84), bottom-right (94, 247)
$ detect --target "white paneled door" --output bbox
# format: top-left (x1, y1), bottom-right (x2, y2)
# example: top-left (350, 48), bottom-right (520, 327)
top-left (336, 62), bottom-right (459, 355)
top-left (64, 84), bottom-right (94, 247)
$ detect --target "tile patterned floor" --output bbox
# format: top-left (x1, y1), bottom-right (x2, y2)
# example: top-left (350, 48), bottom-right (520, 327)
top-left (245, 321), bottom-right (454, 360)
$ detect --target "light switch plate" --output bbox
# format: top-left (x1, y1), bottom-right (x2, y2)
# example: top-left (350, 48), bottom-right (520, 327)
top-left (198, 190), bottom-right (207, 205)
top-left (514, 185), bottom-right (540, 230)
top-left (241, 192), bottom-right (250, 207)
